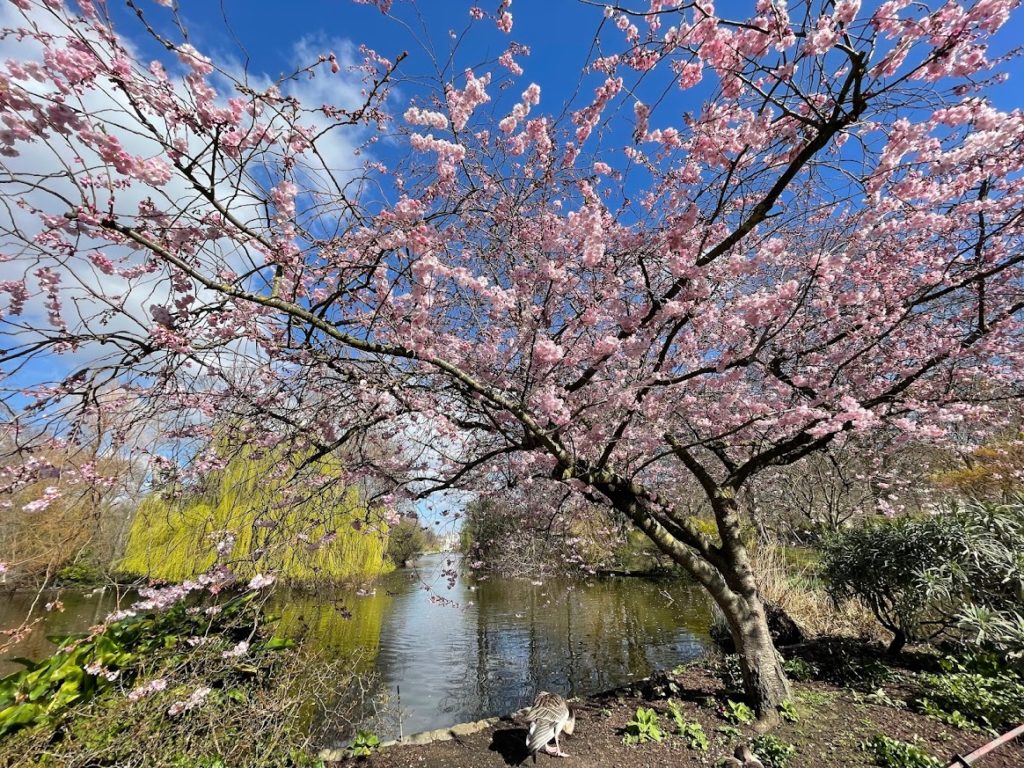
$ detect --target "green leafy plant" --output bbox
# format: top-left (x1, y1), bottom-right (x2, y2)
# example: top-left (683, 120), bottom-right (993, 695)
top-left (856, 688), bottom-right (905, 709)
top-left (666, 700), bottom-right (708, 752)
top-left (622, 706), bottom-right (664, 745)
top-left (680, 720), bottom-right (709, 752)
top-left (777, 699), bottom-right (800, 722)
top-left (914, 665), bottom-right (1024, 732)
top-left (917, 697), bottom-right (975, 730)
top-left (751, 734), bottom-right (797, 768)
top-left (782, 657), bottom-right (817, 682)
top-left (716, 725), bottom-right (741, 739)
top-left (720, 699), bottom-right (754, 725)
top-left (347, 730), bottom-right (381, 757)
top-left (861, 735), bottom-right (941, 768)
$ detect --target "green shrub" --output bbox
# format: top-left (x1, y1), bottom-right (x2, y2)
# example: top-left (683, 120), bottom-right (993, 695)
top-left (811, 642), bottom-right (895, 691)
top-left (0, 592), bottom-right (359, 767)
top-left (751, 734), bottom-right (797, 768)
top-left (0, 592), bottom-right (277, 737)
top-left (822, 517), bottom-right (947, 654)
top-left (386, 516), bottom-right (432, 566)
top-left (56, 560), bottom-right (104, 585)
top-left (861, 735), bottom-right (941, 768)
top-left (622, 707), bottom-right (664, 745)
top-left (822, 500), bottom-right (1024, 655)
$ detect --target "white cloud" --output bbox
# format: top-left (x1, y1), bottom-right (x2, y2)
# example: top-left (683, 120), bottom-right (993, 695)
top-left (0, 3), bottom-right (372, 391)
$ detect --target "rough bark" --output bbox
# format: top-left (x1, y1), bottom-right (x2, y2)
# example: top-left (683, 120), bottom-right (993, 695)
top-left (722, 593), bottom-right (792, 718)
top-left (600, 480), bottom-right (790, 717)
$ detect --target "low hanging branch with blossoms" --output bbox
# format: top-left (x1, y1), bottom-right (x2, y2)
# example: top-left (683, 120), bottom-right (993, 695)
top-left (1, 0), bottom-right (1022, 714)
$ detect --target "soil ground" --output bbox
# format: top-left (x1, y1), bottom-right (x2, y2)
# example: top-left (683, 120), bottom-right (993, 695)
top-left (335, 663), bottom-right (1024, 768)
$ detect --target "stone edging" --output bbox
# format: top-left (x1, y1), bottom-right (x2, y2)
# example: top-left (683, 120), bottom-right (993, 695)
top-left (318, 674), bottom-right (667, 761)
top-left (319, 713), bottom-right (524, 761)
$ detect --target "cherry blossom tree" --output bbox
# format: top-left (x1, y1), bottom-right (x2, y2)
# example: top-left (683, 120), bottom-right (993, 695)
top-left (1, 0), bottom-right (1023, 714)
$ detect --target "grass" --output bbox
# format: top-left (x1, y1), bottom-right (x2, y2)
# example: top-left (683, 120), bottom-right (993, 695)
top-left (750, 543), bottom-right (883, 641)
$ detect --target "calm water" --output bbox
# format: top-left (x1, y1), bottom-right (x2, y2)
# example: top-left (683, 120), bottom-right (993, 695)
top-left (0, 554), bottom-right (712, 742)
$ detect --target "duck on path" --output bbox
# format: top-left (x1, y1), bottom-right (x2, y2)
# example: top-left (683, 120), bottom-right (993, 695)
top-left (524, 691), bottom-right (575, 760)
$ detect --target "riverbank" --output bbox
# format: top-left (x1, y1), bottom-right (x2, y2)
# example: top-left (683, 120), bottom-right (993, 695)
top-left (336, 656), bottom-right (1024, 768)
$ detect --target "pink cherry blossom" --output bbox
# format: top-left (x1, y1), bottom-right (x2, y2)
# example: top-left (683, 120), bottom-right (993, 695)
top-left (1, 0), bottom-right (1022, 714)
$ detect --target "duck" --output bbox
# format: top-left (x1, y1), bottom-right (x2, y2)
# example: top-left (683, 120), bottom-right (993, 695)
top-left (734, 743), bottom-right (766, 768)
top-left (525, 691), bottom-right (575, 760)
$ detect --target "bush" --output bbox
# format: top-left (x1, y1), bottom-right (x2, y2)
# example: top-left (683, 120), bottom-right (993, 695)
top-left (386, 516), bottom-right (429, 566)
top-left (55, 559), bottom-right (104, 585)
top-left (818, 645), bottom-right (896, 691)
top-left (782, 657), bottom-right (817, 682)
top-left (821, 500), bottom-right (1024, 654)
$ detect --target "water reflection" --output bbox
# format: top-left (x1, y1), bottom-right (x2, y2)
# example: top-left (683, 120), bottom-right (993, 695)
top-left (1, 554), bottom-right (711, 742)
top-left (368, 555), bottom-right (711, 740)
top-left (0, 587), bottom-right (136, 675)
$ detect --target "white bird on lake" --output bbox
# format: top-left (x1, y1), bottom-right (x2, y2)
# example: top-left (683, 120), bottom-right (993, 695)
top-left (525, 691), bottom-right (575, 760)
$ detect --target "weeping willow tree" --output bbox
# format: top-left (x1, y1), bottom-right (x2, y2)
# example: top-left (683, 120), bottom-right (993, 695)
top-left (120, 448), bottom-right (391, 586)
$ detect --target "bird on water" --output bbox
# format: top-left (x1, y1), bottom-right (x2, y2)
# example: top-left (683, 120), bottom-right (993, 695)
top-left (525, 691), bottom-right (575, 760)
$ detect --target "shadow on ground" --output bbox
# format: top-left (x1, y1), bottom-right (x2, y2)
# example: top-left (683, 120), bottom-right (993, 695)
top-left (487, 726), bottom-right (529, 765)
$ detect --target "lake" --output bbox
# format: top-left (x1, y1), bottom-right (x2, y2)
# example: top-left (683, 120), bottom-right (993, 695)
top-left (0, 553), bottom-right (712, 743)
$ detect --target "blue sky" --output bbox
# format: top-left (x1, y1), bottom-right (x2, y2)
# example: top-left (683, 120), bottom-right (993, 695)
top-left (115, 1), bottom-right (1024, 112)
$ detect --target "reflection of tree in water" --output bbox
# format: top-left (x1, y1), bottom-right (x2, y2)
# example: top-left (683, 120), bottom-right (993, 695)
top-left (1, 559), bottom-right (713, 746)
top-left (436, 573), bottom-right (713, 722)
top-left (271, 589), bottom-right (393, 744)
top-left (274, 590), bottom-right (391, 663)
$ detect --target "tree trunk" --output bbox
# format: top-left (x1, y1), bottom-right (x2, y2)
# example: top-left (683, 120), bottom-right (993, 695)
top-left (720, 592), bottom-right (791, 718)
top-left (887, 628), bottom-right (907, 657)
top-left (599, 479), bottom-right (790, 718)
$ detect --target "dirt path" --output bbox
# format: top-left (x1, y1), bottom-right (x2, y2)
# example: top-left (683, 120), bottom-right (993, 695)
top-left (333, 668), bottom-right (1024, 768)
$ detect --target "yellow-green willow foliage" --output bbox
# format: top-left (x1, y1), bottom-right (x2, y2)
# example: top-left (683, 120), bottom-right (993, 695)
top-left (119, 449), bottom-right (391, 585)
